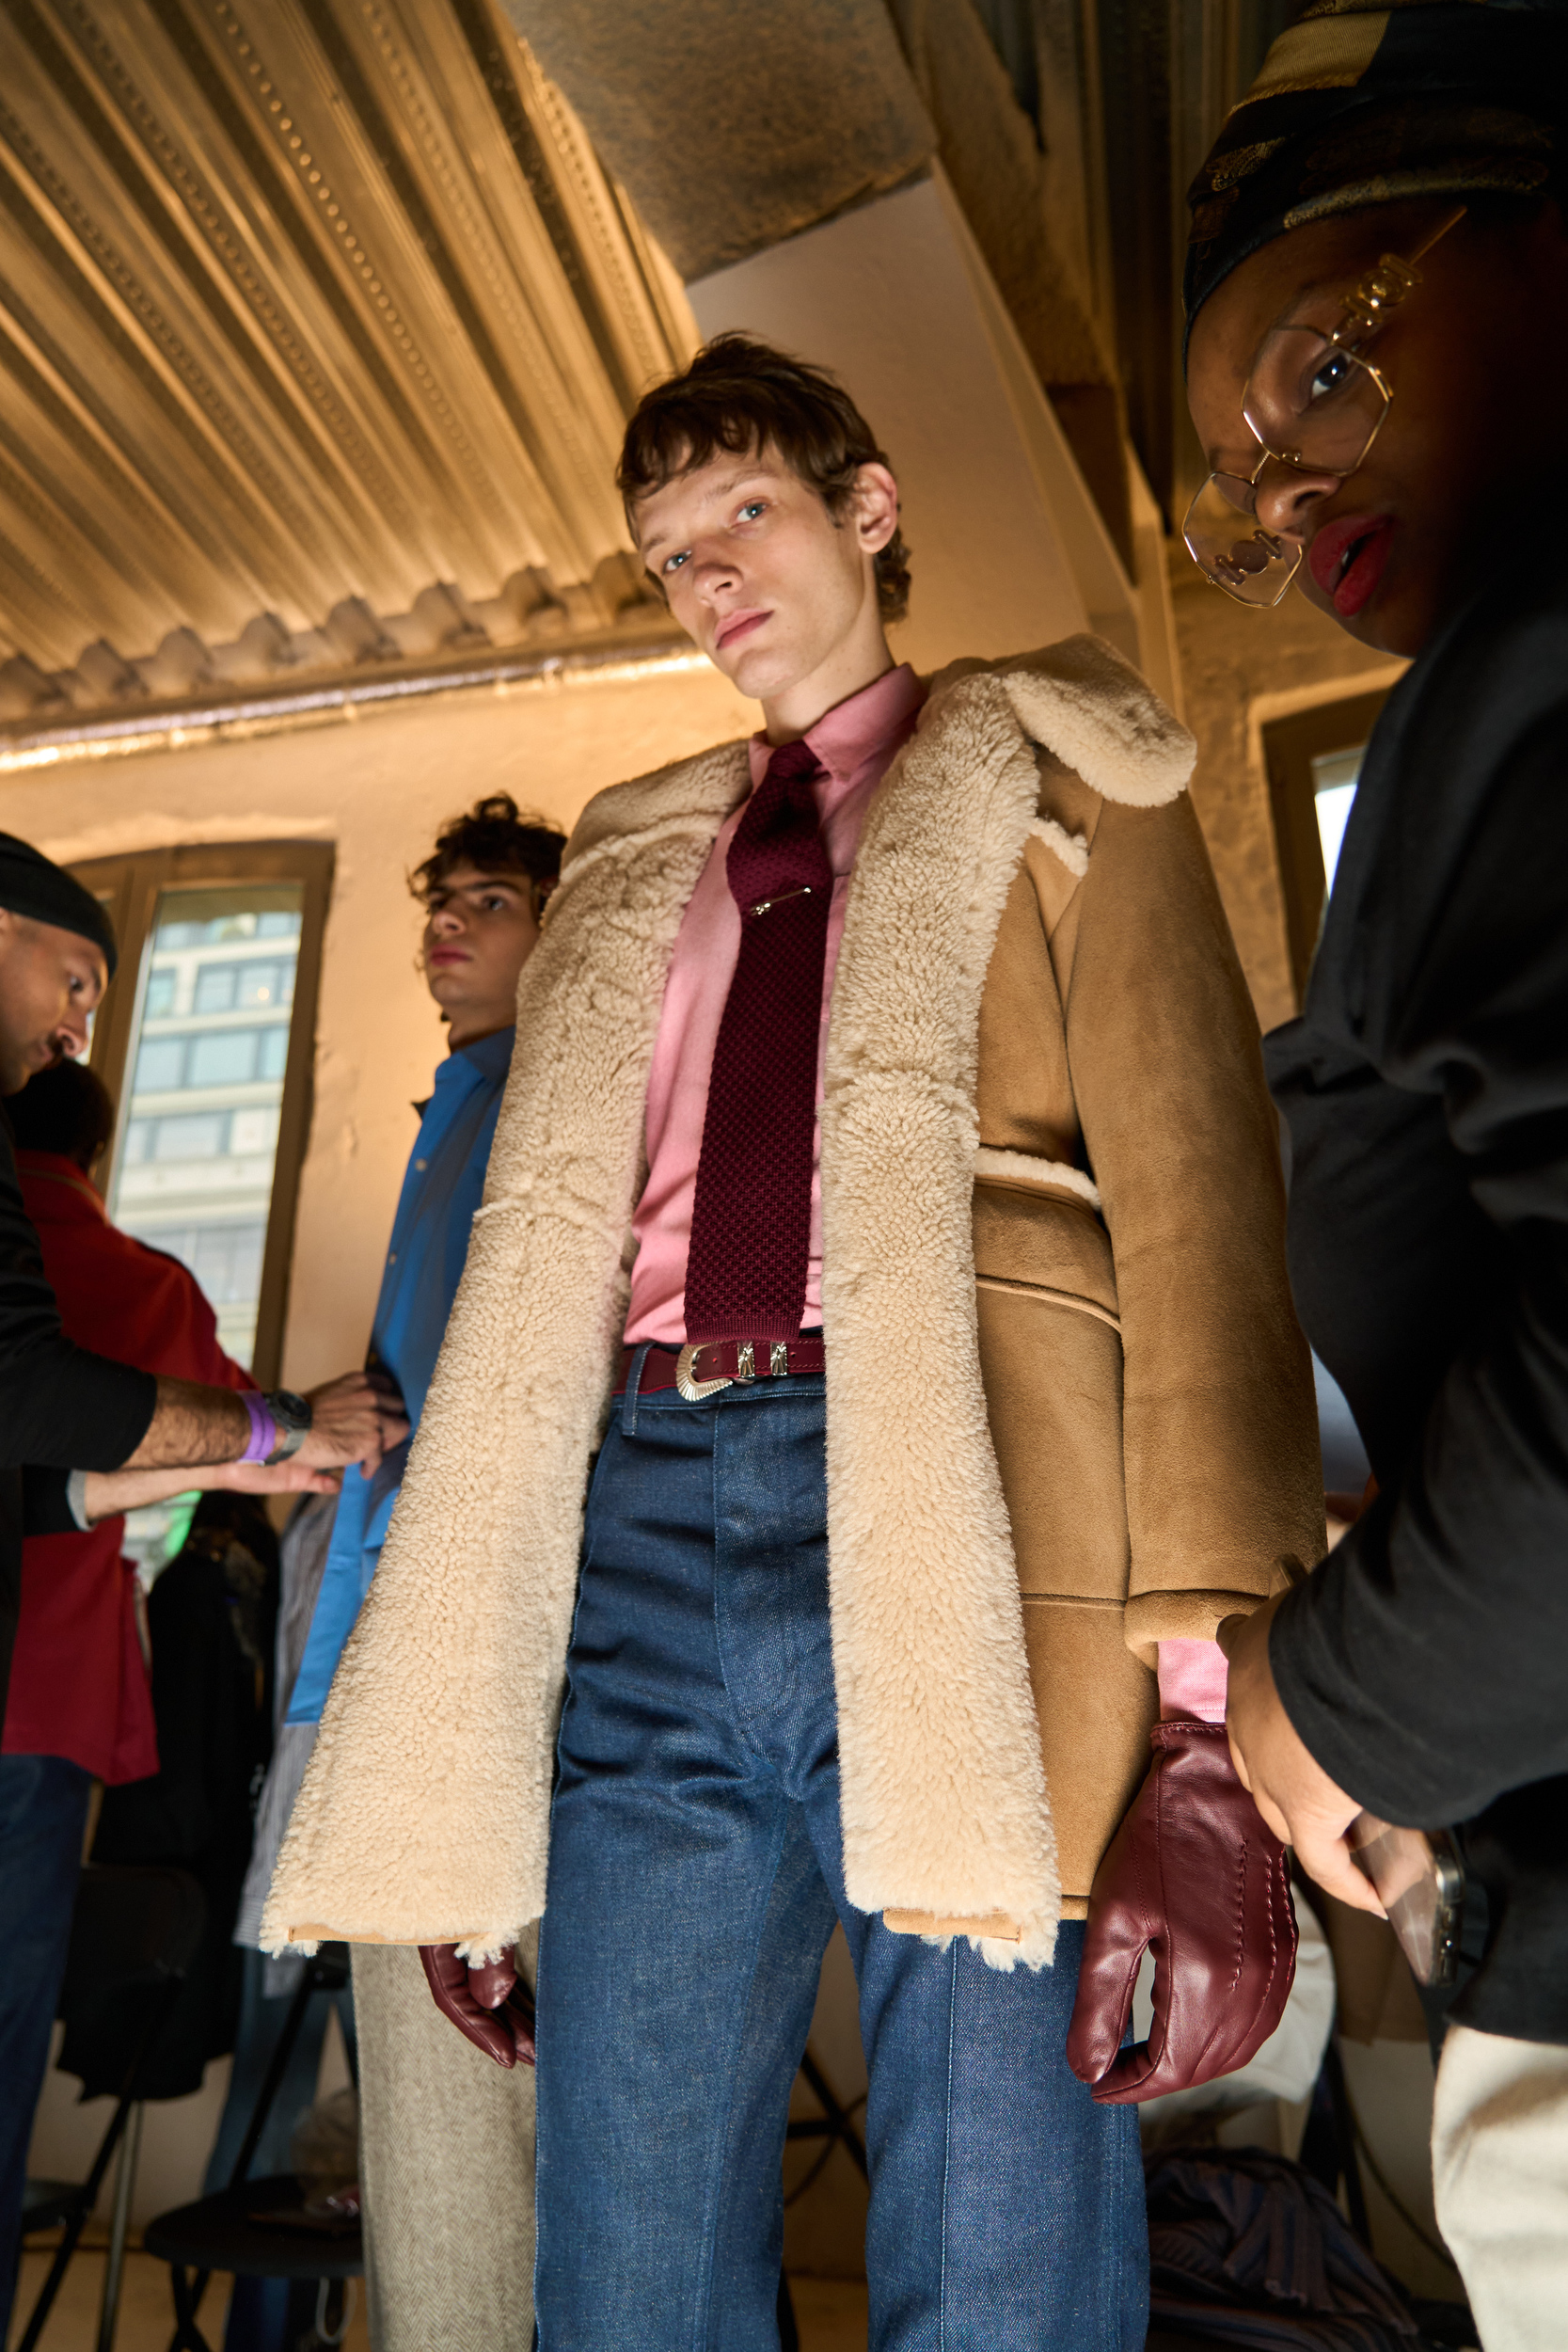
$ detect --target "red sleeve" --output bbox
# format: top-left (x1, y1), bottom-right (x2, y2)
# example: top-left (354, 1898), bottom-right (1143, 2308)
top-left (134, 1253), bottom-right (257, 1391)
top-left (41, 1230), bottom-right (257, 1391)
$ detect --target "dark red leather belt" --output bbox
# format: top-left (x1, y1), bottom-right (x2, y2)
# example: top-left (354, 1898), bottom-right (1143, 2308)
top-left (615, 1336), bottom-right (826, 1400)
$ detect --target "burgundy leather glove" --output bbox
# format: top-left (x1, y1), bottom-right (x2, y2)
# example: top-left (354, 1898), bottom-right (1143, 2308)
top-left (1066, 1718), bottom-right (1295, 2104)
top-left (419, 1942), bottom-right (536, 2068)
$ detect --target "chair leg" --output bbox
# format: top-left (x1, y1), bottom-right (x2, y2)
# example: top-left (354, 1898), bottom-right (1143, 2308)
top-left (18, 1977), bottom-right (183, 2352)
top-left (95, 2100), bottom-right (144, 2352)
top-left (164, 2262), bottom-right (216, 2352)
top-left (794, 2045), bottom-right (869, 2180)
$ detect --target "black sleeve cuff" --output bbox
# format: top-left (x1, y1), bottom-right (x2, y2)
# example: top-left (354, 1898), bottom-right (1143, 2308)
top-left (22, 1463), bottom-right (78, 1537)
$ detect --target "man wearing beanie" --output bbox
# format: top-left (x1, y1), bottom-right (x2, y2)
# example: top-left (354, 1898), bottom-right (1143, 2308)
top-left (0, 831), bottom-right (401, 1721)
top-left (0, 832), bottom-right (404, 2331)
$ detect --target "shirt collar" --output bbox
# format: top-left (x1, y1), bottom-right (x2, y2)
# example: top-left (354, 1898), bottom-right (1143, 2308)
top-left (747, 663), bottom-right (926, 791)
top-left (416, 1025), bottom-right (515, 1119)
top-left (441, 1026), bottom-right (515, 1084)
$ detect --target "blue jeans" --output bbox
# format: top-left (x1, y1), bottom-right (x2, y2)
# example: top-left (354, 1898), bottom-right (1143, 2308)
top-left (534, 1362), bottom-right (1147, 2349)
top-left (0, 1753), bottom-right (92, 2329)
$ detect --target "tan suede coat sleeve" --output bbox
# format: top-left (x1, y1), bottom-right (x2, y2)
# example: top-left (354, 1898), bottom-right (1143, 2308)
top-left (1058, 785), bottom-right (1324, 1657)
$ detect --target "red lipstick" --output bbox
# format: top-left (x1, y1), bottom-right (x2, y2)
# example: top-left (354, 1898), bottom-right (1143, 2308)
top-left (1307, 513), bottom-right (1395, 618)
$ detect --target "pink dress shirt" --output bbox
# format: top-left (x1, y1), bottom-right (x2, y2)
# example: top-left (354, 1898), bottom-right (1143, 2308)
top-left (625, 662), bottom-right (927, 1347)
top-left (1157, 1638), bottom-right (1228, 1724)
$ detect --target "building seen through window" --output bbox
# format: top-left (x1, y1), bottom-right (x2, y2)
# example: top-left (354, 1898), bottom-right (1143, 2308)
top-left (108, 886), bottom-right (304, 1369)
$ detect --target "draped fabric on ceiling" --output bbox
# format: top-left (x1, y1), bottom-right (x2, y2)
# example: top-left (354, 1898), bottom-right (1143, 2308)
top-left (0, 0), bottom-right (694, 715)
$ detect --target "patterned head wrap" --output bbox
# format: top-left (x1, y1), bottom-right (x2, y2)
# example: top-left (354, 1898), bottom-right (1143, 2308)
top-left (1184, 0), bottom-right (1568, 353)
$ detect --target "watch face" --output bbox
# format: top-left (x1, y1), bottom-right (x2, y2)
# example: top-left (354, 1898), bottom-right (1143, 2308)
top-left (270, 1390), bottom-right (311, 1430)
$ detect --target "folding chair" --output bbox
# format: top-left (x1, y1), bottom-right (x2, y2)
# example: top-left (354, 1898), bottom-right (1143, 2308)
top-left (17, 1862), bottom-right (206, 2352)
top-left (142, 1946), bottom-right (361, 2352)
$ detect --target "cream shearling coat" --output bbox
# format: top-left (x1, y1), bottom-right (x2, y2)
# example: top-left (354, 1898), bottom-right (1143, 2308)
top-left (265, 637), bottom-right (1323, 1972)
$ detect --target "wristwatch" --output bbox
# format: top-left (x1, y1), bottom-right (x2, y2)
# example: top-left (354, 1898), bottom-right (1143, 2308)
top-left (263, 1390), bottom-right (313, 1464)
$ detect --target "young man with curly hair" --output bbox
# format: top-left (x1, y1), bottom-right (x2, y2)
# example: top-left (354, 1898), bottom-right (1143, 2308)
top-left (271, 340), bottom-right (1322, 2347)
top-left (279, 794), bottom-right (562, 2352)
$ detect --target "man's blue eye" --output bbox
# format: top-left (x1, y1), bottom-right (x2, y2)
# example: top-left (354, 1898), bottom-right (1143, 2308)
top-left (663, 550), bottom-right (689, 575)
top-left (739, 501), bottom-right (766, 520)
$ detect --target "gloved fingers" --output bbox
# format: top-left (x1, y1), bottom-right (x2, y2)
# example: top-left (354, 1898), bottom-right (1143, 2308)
top-left (1095, 1844), bottom-right (1300, 2104)
top-left (467, 1952), bottom-right (518, 2010)
top-left (1194, 1847), bottom-right (1298, 2084)
top-left (419, 1942), bottom-right (519, 2068)
top-left (1066, 1921), bottom-right (1153, 2089)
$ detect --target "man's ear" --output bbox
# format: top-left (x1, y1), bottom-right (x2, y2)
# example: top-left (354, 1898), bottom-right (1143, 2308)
top-left (850, 462), bottom-right (900, 559)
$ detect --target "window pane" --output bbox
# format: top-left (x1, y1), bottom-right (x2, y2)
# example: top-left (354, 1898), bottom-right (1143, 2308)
top-left (134, 1036), bottom-right (186, 1092)
top-left (110, 882), bottom-right (304, 1369)
top-left (1311, 747), bottom-right (1363, 895)
top-left (188, 1029), bottom-right (260, 1088)
top-left (194, 963), bottom-right (237, 1014)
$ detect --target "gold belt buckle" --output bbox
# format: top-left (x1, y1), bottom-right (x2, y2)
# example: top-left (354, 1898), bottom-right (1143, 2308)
top-left (674, 1341), bottom-right (759, 1401)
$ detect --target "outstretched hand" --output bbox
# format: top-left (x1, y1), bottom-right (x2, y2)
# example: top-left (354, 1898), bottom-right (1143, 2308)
top-left (420, 1942), bottom-right (535, 2068)
top-left (1218, 1594), bottom-right (1383, 1917)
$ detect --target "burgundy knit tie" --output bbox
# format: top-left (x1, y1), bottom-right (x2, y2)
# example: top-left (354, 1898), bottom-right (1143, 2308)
top-left (683, 739), bottom-right (832, 1345)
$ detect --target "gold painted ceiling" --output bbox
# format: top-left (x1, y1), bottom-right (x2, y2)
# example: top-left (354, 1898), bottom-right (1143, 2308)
top-left (0, 0), bottom-right (695, 721)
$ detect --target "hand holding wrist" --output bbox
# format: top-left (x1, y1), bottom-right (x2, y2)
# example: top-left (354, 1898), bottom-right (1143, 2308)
top-left (1219, 1595), bottom-right (1378, 1915)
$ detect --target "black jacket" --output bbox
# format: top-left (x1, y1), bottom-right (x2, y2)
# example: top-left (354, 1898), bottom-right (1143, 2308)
top-left (74, 1495), bottom-right (277, 2098)
top-left (0, 1113), bottom-right (156, 1713)
top-left (1264, 532), bottom-right (1568, 2042)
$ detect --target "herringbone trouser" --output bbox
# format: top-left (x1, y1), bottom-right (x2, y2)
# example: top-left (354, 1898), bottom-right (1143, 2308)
top-left (353, 1935), bottom-right (536, 2350)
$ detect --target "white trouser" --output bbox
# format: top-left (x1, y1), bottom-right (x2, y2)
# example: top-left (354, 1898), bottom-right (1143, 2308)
top-left (1432, 2022), bottom-right (1568, 2351)
top-left (353, 1933), bottom-right (537, 2352)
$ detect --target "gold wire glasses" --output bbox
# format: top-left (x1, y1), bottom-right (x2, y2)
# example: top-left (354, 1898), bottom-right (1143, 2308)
top-left (1183, 207), bottom-right (1466, 607)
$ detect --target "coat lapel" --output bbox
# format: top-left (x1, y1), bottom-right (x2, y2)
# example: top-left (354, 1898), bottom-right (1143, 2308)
top-left (264, 741), bottom-right (749, 1956)
top-left (822, 672), bottom-right (1061, 1965)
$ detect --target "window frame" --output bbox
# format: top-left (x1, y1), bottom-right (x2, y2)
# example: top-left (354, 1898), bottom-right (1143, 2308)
top-left (1261, 689), bottom-right (1391, 1006)
top-left (70, 840), bottom-right (334, 1388)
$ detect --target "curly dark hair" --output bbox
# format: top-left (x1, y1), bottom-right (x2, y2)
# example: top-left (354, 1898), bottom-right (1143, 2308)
top-left (411, 794), bottom-right (566, 905)
top-left (617, 334), bottom-right (911, 625)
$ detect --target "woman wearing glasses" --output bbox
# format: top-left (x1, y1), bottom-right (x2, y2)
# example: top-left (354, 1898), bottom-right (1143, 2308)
top-left (1180, 3), bottom-right (1568, 2341)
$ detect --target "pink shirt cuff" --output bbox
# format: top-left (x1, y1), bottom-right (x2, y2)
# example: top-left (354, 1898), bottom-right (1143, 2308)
top-left (1157, 1637), bottom-right (1228, 1724)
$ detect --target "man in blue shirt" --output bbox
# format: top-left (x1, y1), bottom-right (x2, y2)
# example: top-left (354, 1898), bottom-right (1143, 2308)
top-left (276, 794), bottom-right (562, 2352)
top-left (291, 796), bottom-right (562, 1723)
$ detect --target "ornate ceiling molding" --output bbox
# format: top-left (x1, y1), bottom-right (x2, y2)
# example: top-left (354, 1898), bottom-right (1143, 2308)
top-left (0, 0), bottom-right (695, 719)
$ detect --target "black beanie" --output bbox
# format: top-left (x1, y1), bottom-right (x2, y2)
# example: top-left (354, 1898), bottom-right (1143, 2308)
top-left (0, 833), bottom-right (118, 977)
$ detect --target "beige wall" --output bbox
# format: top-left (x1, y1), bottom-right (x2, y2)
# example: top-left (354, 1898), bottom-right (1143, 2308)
top-left (7, 656), bottom-right (754, 1387)
top-left (1168, 550), bottom-right (1406, 1035)
top-left (688, 174), bottom-right (1172, 689)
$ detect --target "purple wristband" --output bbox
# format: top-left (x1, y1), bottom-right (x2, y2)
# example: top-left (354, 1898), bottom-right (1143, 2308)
top-left (240, 1391), bottom-right (278, 1466)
